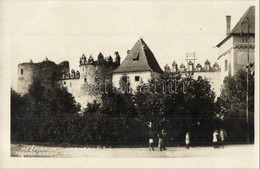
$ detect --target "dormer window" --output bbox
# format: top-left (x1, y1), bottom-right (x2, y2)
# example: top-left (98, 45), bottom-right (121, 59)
top-left (133, 53), bottom-right (139, 61)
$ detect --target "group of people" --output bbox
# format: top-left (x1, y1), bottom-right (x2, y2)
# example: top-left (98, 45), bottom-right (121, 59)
top-left (148, 128), bottom-right (227, 151)
top-left (213, 129), bottom-right (227, 148)
top-left (149, 129), bottom-right (167, 151)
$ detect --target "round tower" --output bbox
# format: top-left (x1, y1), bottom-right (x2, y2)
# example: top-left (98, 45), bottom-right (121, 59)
top-left (17, 62), bottom-right (36, 95)
top-left (58, 61), bottom-right (70, 75)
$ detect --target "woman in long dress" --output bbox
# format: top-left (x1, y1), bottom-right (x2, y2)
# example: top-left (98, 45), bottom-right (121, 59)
top-left (185, 132), bottom-right (190, 149)
top-left (213, 130), bottom-right (219, 148)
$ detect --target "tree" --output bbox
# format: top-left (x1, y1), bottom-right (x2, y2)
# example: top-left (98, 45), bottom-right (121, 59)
top-left (11, 77), bottom-right (81, 143)
top-left (220, 69), bottom-right (254, 143)
top-left (78, 84), bottom-right (141, 146)
top-left (11, 89), bottom-right (26, 141)
top-left (135, 73), bottom-right (216, 145)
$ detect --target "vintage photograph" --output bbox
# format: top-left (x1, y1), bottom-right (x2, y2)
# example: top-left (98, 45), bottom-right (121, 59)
top-left (0, 0), bottom-right (258, 168)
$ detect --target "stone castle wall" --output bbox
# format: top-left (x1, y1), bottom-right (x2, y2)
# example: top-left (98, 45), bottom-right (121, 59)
top-left (17, 53), bottom-right (120, 109)
top-left (164, 60), bottom-right (222, 97)
top-left (17, 60), bottom-right (60, 95)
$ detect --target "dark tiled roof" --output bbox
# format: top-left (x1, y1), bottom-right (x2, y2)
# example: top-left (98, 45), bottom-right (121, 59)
top-left (217, 6), bottom-right (255, 47)
top-left (113, 39), bottom-right (163, 74)
top-left (231, 6), bottom-right (255, 35)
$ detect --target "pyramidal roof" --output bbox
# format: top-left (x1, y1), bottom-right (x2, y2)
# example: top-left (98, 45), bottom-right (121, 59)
top-left (217, 6), bottom-right (255, 47)
top-left (113, 38), bottom-right (163, 74)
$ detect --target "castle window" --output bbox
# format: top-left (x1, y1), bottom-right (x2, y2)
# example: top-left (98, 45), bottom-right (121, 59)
top-left (225, 60), bottom-right (228, 71)
top-left (20, 69), bottom-right (23, 75)
top-left (135, 76), bottom-right (140, 82)
top-left (84, 78), bottom-right (87, 82)
top-left (64, 81), bottom-right (66, 85)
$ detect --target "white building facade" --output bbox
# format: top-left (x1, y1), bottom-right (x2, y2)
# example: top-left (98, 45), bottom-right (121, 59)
top-left (112, 38), bottom-right (163, 90)
top-left (216, 6), bottom-right (255, 83)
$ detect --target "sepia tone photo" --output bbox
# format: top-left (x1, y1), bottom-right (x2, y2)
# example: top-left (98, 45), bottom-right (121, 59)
top-left (0, 0), bottom-right (259, 168)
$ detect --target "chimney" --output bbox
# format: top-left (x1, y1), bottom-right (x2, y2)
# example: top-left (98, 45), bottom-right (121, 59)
top-left (127, 50), bottom-right (130, 55)
top-left (226, 15), bottom-right (231, 35)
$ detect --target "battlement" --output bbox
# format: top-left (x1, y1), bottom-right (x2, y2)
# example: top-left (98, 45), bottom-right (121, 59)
top-left (164, 60), bottom-right (221, 73)
top-left (58, 69), bottom-right (80, 80)
top-left (79, 51), bottom-right (120, 69)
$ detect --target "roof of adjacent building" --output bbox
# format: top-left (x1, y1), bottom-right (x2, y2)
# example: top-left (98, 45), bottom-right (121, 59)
top-left (112, 38), bottom-right (163, 74)
top-left (216, 6), bottom-right (255, 48)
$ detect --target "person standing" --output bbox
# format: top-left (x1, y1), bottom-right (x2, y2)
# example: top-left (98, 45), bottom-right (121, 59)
top-left (219, 129), bottom-right (227, 148)
top-left (213, 130), bottom-right (219, 148)
top-left (148, 134), bottom-right (155, 151)
top-left (185, 132), bottom-right (190, 149)
top-left (158, 129), bottom-right (167, 151)
top-left (148, 122), bottom-right (155, 151)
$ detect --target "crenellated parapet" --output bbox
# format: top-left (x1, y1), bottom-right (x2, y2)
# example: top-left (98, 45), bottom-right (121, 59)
top-left (165, 60), bottom-right (221, 73)
top-left (79, 51), bottom-right (121, 69)
top-left (59, 69), bottom-right (80, 80)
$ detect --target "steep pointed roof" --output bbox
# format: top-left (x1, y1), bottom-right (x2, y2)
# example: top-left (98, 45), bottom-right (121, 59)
top-left (113, 38), bottom-right (163, 73)
top-left (231, 6), bottom-right (255, 35)
top-left (217, 6), bottom-right (255, 47)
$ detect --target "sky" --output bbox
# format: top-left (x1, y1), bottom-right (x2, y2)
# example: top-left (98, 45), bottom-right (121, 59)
top-left (0, 0), bottom-right (257, 89)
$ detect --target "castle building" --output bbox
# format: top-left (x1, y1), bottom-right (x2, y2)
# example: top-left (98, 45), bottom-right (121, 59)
top-left (17, 52), bottom-right (120, 108)
top-left (17, 38), bottom-right (163, 108)
top-left (216, 6), bottom-right (255, 82)
top-left (17, 58), bottom-right (62, 95)
top-left (112, 38), bottom-right (163, 90)
top-left (166, 59), bottom-right (222, 97)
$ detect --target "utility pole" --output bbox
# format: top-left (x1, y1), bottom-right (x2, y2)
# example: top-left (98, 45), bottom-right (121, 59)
top-left (185, 52), bottom-right (196, 68)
